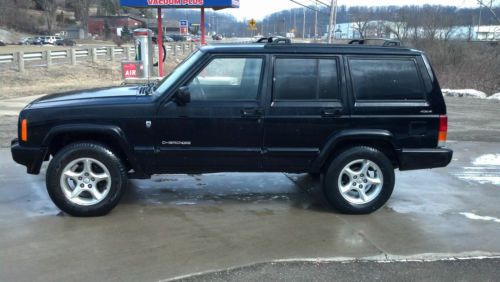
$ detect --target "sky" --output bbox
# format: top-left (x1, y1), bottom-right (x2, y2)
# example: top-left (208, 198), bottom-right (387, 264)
top-left (223, 0), bottom-right (482, 20)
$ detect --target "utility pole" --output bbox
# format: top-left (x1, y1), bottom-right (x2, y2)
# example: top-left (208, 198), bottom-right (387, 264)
top-left (327, 0), bottom-right (338, 43)
top-left (314, 0), bottom-right (318, 39)
top-left (303, 8), bottom-right (306, 39)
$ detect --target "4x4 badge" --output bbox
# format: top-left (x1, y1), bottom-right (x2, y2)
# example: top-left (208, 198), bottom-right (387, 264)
top-left (145, 121), bottom-right (152, 128)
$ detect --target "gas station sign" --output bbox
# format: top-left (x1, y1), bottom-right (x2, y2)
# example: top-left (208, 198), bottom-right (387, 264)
top-left (120, 0), bottom-right (239, 77)
top-left (179, 20), bottom-right (189, 35)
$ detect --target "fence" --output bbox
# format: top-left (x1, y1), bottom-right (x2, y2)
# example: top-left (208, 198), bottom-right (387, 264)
top-left (0, 43), bottom-right (197, 73)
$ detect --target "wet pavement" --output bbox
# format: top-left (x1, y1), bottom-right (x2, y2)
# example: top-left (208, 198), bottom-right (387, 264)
top-left (0, 141), bottom-right (499, 281)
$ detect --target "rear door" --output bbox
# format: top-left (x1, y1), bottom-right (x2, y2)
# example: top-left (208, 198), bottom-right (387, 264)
top-left (262, 54), bottom-right (350, 172)
top-left (345, 55), bottom-right (436, 148)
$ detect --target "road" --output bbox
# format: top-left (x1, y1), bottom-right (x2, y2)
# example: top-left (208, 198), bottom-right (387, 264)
top-left (0, 139), bottom-right (499, 281)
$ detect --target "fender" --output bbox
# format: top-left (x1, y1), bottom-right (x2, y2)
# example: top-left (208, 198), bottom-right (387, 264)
top-left (309, 129), bottom-right (399, 172)
top-left (41, 124), bottom-right (144, 175)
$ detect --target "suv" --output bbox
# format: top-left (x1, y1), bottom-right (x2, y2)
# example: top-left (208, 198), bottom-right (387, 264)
top-left (11, 42), bottom-right (453, 216)
top-left (42, 36), bottom-right (62, 45)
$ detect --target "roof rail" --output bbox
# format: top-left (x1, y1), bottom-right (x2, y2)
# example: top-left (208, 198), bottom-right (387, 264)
top-left (256, 37), bottom-right (291, 44)
top-left (348, 38), bottom-right (402, 47)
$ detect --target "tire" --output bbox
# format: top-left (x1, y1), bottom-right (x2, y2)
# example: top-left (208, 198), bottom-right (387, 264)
top-left (46, 142), bottom-right (127, 217)
top-left (323, 146), bottom-right (395, 214)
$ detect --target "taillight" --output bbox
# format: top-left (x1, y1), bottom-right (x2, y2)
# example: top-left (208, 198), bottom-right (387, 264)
top-left (21, 119), bottom-right (28, 142)
top-left (438, 115), bottom-right (447, 146)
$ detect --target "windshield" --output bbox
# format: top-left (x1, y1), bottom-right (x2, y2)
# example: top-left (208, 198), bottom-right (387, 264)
top-left (154, 50), bottom-right (204, 96)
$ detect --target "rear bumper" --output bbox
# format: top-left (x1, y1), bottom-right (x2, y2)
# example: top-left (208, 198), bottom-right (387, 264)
top-left (11, 139), bottom-right (47, 175)
top-left (398, 147), bottom-right (453, 171)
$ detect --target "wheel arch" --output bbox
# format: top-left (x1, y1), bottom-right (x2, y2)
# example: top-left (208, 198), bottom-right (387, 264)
top-left (310, 129), bottom-right (400, 173)
top-left (42, 124), bottom-right (142, 175)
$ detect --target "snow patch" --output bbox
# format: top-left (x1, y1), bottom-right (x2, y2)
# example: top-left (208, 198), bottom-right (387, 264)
top-left (454, 154), bottom-right (500, 185)
top-left (442, 89), bottom-right (487, 99)
top-left (473, 154), bottom-right (500, 166)
top-left (487, 93), bottom-right (500, 100)
top-left (459, 212), bottom-right (500, 223)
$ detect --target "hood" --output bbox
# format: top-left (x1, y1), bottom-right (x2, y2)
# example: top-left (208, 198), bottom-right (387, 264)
top-left (31, 86), bottom-right (142, 104)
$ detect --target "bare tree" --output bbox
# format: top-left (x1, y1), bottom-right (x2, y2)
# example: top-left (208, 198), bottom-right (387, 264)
top-left (384, 6), bottom-right (411, 40)
top-left (40, 0), bottom-right (58, 34)
top-left (421, 5), bottom-right (441, 40)
top-left (477, 0), bottom-right (500, 24)
top-left (350, 7), bottom-right (371, 38)
top-left (71, 0), bottom-right (95, 37)
top-left (440, 12), bottom-right (458, 41)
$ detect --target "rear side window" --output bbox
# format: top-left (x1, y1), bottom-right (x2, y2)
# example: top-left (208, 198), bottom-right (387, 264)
top-left (273, 58), bottom-right (340, 101)
top-left (349, 58), bottom-right (425, 101)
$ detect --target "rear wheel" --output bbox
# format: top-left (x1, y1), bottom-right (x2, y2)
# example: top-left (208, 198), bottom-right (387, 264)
top-left (46, 142), bottom-right (127, 217)
top-left (323, 146), bottom-right (395, 214)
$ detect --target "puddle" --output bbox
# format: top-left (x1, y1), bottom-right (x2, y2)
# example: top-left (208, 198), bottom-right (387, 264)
top-left (454, 154), bottom-right (500, 185)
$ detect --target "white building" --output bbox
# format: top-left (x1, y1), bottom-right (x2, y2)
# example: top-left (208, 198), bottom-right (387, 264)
top-left (476, 25), bottom-right (500, 41)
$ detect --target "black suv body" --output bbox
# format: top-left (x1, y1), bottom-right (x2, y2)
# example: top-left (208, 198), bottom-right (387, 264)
top-left (11, 43), bottom-right (453, 216)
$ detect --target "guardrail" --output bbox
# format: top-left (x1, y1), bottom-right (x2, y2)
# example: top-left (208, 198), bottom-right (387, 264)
top-left (0, 42), bottom-right (197, 72)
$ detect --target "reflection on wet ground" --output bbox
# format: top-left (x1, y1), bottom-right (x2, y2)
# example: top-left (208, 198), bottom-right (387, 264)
top-left (0, 141), bottom-right (499, 281)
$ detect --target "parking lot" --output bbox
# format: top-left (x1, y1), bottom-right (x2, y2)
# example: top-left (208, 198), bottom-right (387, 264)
top-left (1, 135), bottom-right (499, 280)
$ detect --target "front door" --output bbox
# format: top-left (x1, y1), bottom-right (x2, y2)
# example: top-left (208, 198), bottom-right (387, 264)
top-left (155, 55), bottom-right (266, 173)
top-left (262, 55), bottom-right (349, 172)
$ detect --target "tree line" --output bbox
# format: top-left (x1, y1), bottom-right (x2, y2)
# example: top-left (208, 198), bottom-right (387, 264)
top-left (262, 4), bottom-right (500, 40)
top-left (1, 0), bottom-right (498, 40)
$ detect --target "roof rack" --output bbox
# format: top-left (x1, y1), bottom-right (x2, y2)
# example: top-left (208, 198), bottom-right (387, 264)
top-left (348, 38), bottom-right (401, 47)
top-left (255, 37), bottom-right (291, 44)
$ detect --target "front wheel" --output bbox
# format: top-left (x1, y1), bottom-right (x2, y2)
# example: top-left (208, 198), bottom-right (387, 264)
top-left (46, 142), bottom-right (127, 217)
top-left (323, 146), bottom-right (395, 214)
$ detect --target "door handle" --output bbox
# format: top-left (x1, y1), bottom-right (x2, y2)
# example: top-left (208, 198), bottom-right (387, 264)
top-left (322, 108), bottom-right (342, 117)
top-left (241, 108), bottom-right (262, 118)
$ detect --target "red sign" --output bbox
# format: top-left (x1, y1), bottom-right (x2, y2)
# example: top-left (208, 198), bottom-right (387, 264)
top-left (123, 63), bottom-right (137, 78)
top-left (147, 0), bottom-right (204, 5)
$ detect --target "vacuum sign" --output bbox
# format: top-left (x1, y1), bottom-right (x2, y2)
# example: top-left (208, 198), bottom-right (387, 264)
top-left (147, 0), bottom-right (203, 5)
top-left (120, 0), bottom-right (239, 7)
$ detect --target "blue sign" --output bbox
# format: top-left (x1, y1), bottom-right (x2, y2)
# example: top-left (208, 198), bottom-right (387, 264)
top-left (120, 0), bottom-right (239, 8)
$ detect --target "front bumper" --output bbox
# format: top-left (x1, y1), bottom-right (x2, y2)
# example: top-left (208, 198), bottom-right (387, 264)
top-left (398, 147), bottom-right (453, 171)
top-left (11, 139), bottom-right (48, 174)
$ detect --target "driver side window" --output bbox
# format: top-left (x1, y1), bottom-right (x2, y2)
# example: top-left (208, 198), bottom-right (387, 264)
top-left (187, 57), bottom-right (263, 101)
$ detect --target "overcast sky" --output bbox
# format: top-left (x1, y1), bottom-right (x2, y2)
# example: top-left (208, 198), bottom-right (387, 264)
top-left (223, 0), bottom-right (481, 20)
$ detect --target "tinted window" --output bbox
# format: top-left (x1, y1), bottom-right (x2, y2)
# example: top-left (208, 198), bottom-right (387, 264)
top-left (274, 58), bottom-right (340, 101)
top-left (188, 57), bottom-right (263, 101)
top-left (349, 58), bottom-right (425, 101)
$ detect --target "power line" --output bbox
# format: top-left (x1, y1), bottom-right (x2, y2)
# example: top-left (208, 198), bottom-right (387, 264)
top-left (305, 0), bottom-right (330, 8)
top-left (288, 0), bottom-right (329, 15)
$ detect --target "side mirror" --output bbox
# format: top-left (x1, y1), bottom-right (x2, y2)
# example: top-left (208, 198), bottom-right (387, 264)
top-left (175, 86), bottom-right (191, 106)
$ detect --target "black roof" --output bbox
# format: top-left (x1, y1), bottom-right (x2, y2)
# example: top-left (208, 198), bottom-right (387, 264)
top-left (201, 43), bottom-right (422, 56)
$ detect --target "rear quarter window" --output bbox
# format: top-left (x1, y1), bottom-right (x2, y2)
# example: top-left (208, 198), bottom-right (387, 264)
top-left (349, 57), bottom-right (426, 101)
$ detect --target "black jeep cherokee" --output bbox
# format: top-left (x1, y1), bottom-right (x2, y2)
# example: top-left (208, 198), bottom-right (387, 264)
top-left (11, 43), bottom-right (453, 216)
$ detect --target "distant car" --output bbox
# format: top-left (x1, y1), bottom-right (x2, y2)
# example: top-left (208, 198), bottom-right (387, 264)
top-left (42, 36), bottom-right (62, 45)
top-left (33, 37), bottom-right (44, 45)
top-left (19, 37), bottom-right (35, 45)
top-left (212, 34), bottom-right (223, 40)
top-left (55, 38), bottom-right (76, 46)
top-left (190, 36), bottom-right (200, 43)
top-left (152, 35), bottom-right (174, 44)
top-left (168, 34), bottom-right (189, 42)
